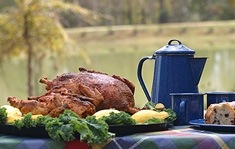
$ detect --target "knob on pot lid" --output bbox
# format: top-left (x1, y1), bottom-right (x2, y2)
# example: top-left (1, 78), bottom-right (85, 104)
top-left (154, 39), bottom-right (195, 55)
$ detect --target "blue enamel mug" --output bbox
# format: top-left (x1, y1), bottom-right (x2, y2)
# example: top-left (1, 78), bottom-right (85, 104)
top-left (206, 92), bottom-right (235, 108)
top-left (171, 93), bottom-right (204, 125)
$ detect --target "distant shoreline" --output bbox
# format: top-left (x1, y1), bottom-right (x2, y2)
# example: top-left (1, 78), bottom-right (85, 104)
top-left (66, 20), bottom-right (235, 52)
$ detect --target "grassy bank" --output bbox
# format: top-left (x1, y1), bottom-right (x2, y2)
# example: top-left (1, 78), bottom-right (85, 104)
top-left (66, 20), bottom-right (235, 53)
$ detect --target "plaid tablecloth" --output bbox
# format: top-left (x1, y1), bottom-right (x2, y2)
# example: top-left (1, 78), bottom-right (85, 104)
top-left (0, 135), bottom-right (89, 149)
top-left (1, 126), bottom-right (235, 149)
top-left (97, 126), bottom-right (235, 149)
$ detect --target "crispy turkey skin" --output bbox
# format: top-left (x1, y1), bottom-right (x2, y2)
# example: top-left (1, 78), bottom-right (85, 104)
top-left (8, 68), bottom-right (139, 117)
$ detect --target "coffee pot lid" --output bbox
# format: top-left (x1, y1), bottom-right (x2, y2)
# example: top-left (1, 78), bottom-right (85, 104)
top-left (154, 39), bottom-right (195, 55)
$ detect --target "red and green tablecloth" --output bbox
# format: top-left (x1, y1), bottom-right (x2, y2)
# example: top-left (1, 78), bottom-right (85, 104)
top-left (98, 126), bottom-right (235, 149)
top-left (0, 135), bottom-right (89, 149)
top-left (1, 126), bottom-right (235, 149)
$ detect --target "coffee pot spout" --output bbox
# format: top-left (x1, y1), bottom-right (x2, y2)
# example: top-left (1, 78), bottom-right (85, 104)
top-left (189, 57), bottom-right (207, 86)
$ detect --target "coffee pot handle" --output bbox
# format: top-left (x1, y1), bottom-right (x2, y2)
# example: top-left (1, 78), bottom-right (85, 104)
top-left (168, 39), bottom-right (182, 45)
top-left (137, 56), bottom-right (153, 101)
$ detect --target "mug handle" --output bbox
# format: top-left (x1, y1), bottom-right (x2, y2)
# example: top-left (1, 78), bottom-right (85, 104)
top-left (180, 100), bottom-right (186, 124)
top-left (221, 97), bottom-right (227, 102)
top-left (137, 56), bottom-right (154, 101)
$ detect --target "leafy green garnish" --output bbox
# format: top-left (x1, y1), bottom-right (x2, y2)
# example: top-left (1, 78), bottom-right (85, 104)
top-left (9, 110), bottom-right (114, 145)
top-left (143, 102), bottom-right (156, 110)
top-left (163, 108), bottom-right (177, 122)
top-left (101, 111), bottom-right (136, 126)
top-left (37, 115), bottom-right (52, 125)
top-left (44, 110), bottom-right (114, 145)
top-left (145, 117), bottom-right (164, 124)
top-left (13, 113), bottom-right (38, 129)
top-left (0, 107), bottom-right (7, 124)
top-left (143, 102), bottom-right (177, 123)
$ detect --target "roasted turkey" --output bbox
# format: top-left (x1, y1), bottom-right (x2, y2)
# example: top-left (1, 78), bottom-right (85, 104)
top-left (7, 84), bottom-right (100, 118)
top-left (8, 68), bottom-right (139, 117)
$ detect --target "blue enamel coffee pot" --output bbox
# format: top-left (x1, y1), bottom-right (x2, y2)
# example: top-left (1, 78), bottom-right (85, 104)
top-left (137, 39), bottom-right (207, 108)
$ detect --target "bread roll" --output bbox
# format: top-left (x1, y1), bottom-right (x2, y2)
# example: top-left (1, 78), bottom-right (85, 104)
top-left (205, 102), bottom-right (235, 125)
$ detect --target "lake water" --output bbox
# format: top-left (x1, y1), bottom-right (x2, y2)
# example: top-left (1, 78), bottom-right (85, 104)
top-left (0, 48), bottom-right (235, 108)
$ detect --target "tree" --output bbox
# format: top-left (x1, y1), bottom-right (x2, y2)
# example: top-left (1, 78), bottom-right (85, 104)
top-left (0, 0), bottom-right (98, 96)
